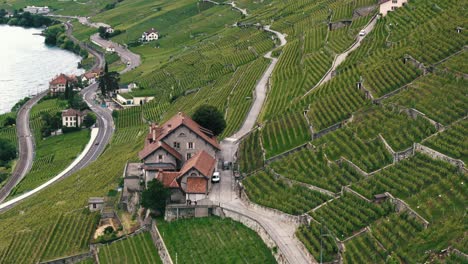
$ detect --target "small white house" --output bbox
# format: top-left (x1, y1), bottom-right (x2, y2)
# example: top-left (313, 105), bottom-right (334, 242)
top-left (105, 27), bottom-right (114, 34)
top-left (379, 0), bottom-right (408, 16)
top-left (116, 94), bottom-right (155, 107)
top-left (141, 28), bottom-right (159, 41)
top-left (82, 72), bottom-right (96, 85)
top-left (62, 109), bottom-right (87, 127)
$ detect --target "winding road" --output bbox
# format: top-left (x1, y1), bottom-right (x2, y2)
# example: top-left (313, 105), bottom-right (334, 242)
top-left (209, 23), bottom-right (316, 263)
top-left (0, 18), bottom-right (141, 211)
top-left (0, 91), bottom-right (47, 202)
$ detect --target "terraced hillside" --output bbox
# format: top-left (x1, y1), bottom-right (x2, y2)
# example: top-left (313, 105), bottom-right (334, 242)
top-left (0, 0), bottom-right (466, 263)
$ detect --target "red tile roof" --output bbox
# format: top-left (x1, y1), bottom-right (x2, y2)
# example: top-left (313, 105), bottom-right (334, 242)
top-left (186, 177), bottom-right (207, 194)
top-left (156, 171), bottom-right (180, 189)
top-left (145, 28), bottom-right (158, 34)
top-left (179, 150), bottom-right (216, 178)
top-left (138, 141), bottom-right (183, 161)
top-left (62, 109), bottom-right (84, 117)
top-left (83, 72), bottom-right (95, 79)
top-left (50, 74), bottom-right (76, 85)
top-left (148, 112), bottom-right (220, 150)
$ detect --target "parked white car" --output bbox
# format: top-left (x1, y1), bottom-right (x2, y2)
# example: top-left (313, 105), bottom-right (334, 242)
top-left (359, 30), bottom-right (366, 36)
top-left (212, 171), bottom-right (220, 183)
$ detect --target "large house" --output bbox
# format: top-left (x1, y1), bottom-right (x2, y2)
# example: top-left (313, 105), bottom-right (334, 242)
top-left (379, 0), bottom-right (408, 16)
top-left (141, 28), bottom-right (159, 41)
top-left (122, 112), bottom-right (220, 212)
top-left (61, 109), bottom-right (88, 127)
top-left (49, 74), bottom-right (77, 95)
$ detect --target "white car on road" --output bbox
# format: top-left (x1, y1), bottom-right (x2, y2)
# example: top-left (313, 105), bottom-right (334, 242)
top-left (359, 30), bottom-right (366, 36)
top-left (212, 171), bottom-right (220, 183)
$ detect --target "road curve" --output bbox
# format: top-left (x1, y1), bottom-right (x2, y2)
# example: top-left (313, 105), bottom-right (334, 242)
top-left (0, 22), bottom-right (113, 212)
top-left (0, 91), bottom-right (47, 203)
top-left (90, 33), bottom-right (141, 73)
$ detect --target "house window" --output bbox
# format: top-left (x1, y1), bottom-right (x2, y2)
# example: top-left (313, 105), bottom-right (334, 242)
top-left (188, 142), bottom-right (194, 149)
top-left (158, 154), bottom-right (163, 161)
top-left (187, 153), bottom-right (192, 160)
top-left (173, 142), bottom-right (180, 148)
top-left (93, 204), bottom-right (96, 209)
top-left (391, 6), bottom-right (396, 10)
top-left (392, 0), bottom-right (397, 3)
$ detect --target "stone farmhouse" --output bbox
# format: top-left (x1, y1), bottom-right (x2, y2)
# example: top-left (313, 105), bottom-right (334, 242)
top-left (141, 28), bottom-right (159, 41)
top-left (121, 112), bottom-right (220, 213)
top-left (379, 0), bottom-right (408, 16)
top-left (49, 74), bottom-right (77, 95)
top-left (61, 109), bottom-right (88, 127)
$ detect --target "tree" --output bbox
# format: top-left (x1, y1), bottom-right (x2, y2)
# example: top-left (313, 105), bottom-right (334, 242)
top-left (0, 139), bottom-right (16, 166)
top-left (40, 112), bottom-right (62, 137)
top-left (192, 105), bottom-right (226, 136)
top-left (3, 116), bottom-right (15, 127)
top-left (141, 179), bottom-right (170, 215)
top-left (99, 63), bottom-right (120, 96)
top-left (83, 113), bottom-right (97, 128)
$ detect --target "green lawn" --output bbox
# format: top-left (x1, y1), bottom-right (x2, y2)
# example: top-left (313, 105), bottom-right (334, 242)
top-left (158, 217), bottom-right (276, 264)
top-left (98, 232), bottom-right (162, 264)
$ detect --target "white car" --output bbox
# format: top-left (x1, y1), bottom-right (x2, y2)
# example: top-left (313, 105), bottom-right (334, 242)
top-left (212, 172), bottom-right (220, 183)
top-left (359, 30), bottom-right (366, 36)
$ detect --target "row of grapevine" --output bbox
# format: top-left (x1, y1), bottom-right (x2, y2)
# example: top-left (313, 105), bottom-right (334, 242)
top-left (343, 233), bottom-right (386, 264)
top-left (311, 193), bottom-right (393, 239)
top-left (351, 105), bottom-right (437, 151)
top-left (243, 170), bottom-right (329, 215)
top-left (423, 118), bottom-right (467, 163)
top-left (158, 217), bottom-right (276, 263)
top-left (238, 130), bottom-right (263, 173)
top-left (41, 211), bottom-right (98, 261)
top-left (352, 153), bottom-right (460, 201)
top-left (296, 223), bottom-right (339, 263)
top-left (313, 128), bottom-right (394, 172)
top-left (386, 72), bottom-right (467, 126)
top-left (261, 111), bottom-right (311, 158)
top-left (98, 232), bottom-right (162, 264)
top-left (270, 148), bottom-right (362, 193)
top-left (0, 210), bottom-right (97, 263)
top-left (371, 213), bottom-right (424, 263)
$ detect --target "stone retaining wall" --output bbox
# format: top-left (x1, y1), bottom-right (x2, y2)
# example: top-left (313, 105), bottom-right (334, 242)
top-left (414, 143), bottom-right (465, 170)
top-left (239, 185), bottom-right (307, 225)
top-left (342, 186), bottom-right (371, 202)
top-left (39, 252), bottom-right (92, 264)
top-left (216, 207), bottom-right (291, 264)
top-left (267, 168), bottom-right (336, 197)
top-left (150, 221), bottom-right (174, 264)
top-left (385, 192), bottom-right (429, 228)
top-left (265, 142), bottom-right (311, 164)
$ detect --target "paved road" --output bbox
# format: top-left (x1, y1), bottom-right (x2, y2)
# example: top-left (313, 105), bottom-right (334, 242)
top-left (303, 15), bottom-right (377, 98)
top-left (90, 33), bottom-right (141, 73)
top-left (209, 25), bottom-right (315, 263)
top-left (0, 91), bottom-right (47, 203)
top-left (0, 22), bottom-right (113, 212)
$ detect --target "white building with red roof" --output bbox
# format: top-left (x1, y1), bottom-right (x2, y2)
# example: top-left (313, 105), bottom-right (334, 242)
top-left (123, 112), bottom-right (220, 208)
top-left (141, 28), bottom-right (159, 41)
top-left (49, 74), bottom-right (77, 95)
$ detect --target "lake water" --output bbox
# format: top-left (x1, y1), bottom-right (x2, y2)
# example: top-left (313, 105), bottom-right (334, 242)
top-left (0, 25), bottom-right (84, 114)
